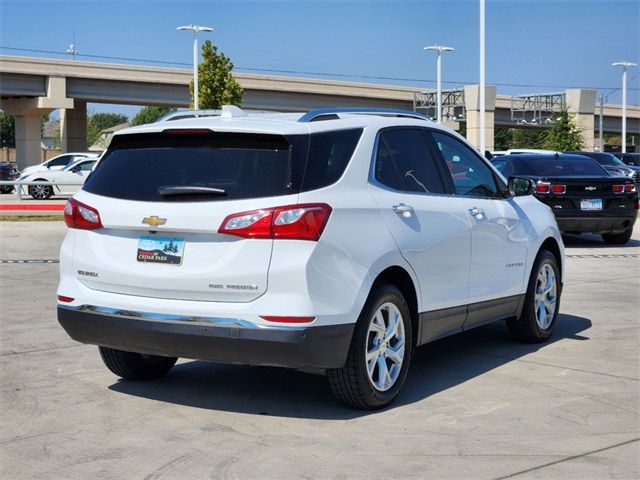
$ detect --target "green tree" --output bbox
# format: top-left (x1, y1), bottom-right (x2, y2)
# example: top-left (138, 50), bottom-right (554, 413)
top-left (541, 110), bottom-right (584, 151)
top-left (494, 128), bottom-right (513, 151)
top-left (511, 128), bottom-right (546, 149)
top-left (87, 113), bottom-right (128, 146)
top-left (131, 106), bottom-right (176, 126)
top-left (192, 40), bottom-right (243, 109)
top-left (0, 111), bottom-right (15, 148)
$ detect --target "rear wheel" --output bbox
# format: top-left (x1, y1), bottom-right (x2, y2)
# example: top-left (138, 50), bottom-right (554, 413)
top-left (99, 346), bottom-right (177, 380)
top-left (508, 250), bottom-right (560, 343)
top-left (28, 181), bottom-right (53, 199)
top-left (602, 228), bottom-right (633, 245)
top-left (0, 186), bottom-right (14, 194)
top-left (327, 283), bottom-right (413, 409)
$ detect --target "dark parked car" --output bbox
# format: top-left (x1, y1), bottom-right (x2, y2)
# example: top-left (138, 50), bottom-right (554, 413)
top-left (492, 154), bottom-right (638, 244)
top-left (614, 152), bottom-right (640, 167)
top-left (565, 151), bottom-right (639, 186)
top-left (0, 162), bottom-right (20, 194)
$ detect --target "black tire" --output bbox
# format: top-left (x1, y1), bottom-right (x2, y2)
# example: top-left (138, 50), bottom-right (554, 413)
top-left (327, 283), bottom-right (414, 410)
top-left (508, 249), bottom-right (561, 343)
top-left (98, 346), bottom-right (177, 380)
top-left (28, 180), bottom-right (53, 200)
top-left (0, 186), bottom-right (14, 194)
top-left (602, 228), bottom-right (633, 245)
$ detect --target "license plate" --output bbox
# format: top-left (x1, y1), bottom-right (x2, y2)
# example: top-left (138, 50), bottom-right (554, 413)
top-left (137, 236), bottom-right (185, 265)
top-left (580, 199), bottom-right (603, 211)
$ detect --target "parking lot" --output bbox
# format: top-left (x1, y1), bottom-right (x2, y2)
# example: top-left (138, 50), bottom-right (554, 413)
top-left (1, 220), bottom-right (638, 479)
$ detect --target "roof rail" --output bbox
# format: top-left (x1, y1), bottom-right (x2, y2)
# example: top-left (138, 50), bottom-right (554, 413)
top-left (298, 108), bottom-right (430, 123)
top-left (157, 105), bottom-right (248, 122)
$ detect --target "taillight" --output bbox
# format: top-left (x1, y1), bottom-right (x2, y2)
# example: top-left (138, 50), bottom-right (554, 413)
top-left (64, 198), bottom-right (102, 230)
top-left (57, 295), bottom-right (75, 303)
top-left (535, 182), bottom-right (550, 194)
top-left (624, 182), bottom-right (636, 193)
top-left (219, 203), bottom-right (332, 241)
top-left (551, 184), bottom-right (566, 194)
top-left (613, 184), bottom-right (625, 193)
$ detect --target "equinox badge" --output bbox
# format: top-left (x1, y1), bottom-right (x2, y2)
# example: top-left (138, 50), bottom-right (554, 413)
top-left (142, 216), bottom-right (167, 227)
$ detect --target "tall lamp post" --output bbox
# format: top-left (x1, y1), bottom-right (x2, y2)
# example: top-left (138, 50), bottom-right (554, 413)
top-left (612, 61), bottom-right (637, 153)
top-left (177, 24), bottom-right (213, 111)
top-left (479, 0), bottom-right (486, 154)
top-left (424, 44), bottom-right (455, 123)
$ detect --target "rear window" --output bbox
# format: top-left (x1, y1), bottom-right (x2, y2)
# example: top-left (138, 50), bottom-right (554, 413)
top-left (84, 129), bottom-right (362, 202)
top-left (499, 156), bottom-right (607, 177)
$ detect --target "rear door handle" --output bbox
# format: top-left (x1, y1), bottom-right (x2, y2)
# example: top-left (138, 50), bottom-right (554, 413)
top-left (392, 203), bottom-right (415, 216)
top-left (469, 207), bottom-right (485, 219)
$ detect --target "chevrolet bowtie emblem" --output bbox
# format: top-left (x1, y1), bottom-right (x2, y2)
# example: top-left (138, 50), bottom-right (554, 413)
top-left (142, 216), bottom-right (167, 227)
top-left (585, 186), bottom-right (597, 191)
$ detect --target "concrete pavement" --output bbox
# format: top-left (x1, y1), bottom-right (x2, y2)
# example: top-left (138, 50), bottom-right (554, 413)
top-left (0, 221), bottom-right (638, 479)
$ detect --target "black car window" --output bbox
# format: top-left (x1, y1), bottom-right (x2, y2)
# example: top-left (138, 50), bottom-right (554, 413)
top-left (430, 131), bottom-right (499, 198)
top-left (374, 129), bottom-right (446, 194)
top-left (84, 130), bottom-right (361, 202)
top-left (301, 129), bottom-right (362, 192)
top-left (48, 155), bottom-right (75, 167)
top-left (515, 157), bottom-right (608, 176)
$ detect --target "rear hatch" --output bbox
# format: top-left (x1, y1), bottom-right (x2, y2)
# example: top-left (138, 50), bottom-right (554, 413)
top-left (73, 130), bottom-right (306, 303)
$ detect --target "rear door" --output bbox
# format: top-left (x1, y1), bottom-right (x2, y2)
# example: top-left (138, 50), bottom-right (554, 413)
top-left (368, 127), bottom-right (471, 339)
top-left (428, 131), bottom-right (530, 307)
top-left (73, 130), bottom-right (305, 303)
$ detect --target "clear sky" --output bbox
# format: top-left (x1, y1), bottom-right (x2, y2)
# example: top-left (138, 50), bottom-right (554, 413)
top-left (1, 0), bottom-right (639, 119)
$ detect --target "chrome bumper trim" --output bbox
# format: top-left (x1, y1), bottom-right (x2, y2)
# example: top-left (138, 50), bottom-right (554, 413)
top-left (58, 304), bottom-right (306, 330)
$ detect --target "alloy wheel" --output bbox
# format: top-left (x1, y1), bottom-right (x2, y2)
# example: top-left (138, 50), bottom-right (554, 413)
top-left (534, 262), bottom-right (557, 329)
top-left (365, 302), bottom-right (406, 392)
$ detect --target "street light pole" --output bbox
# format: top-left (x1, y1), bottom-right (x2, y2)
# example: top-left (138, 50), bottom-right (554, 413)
top-left (479, 0), bottom-right (486, 154)
top-left (612, 61), bottom-right (637, 153)
top-left (177, 24), bottom-right (214, 110)
top-left (424, 44), bottom-right (455, 123)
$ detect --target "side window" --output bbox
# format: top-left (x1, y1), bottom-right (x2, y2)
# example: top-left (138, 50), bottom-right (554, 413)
top-left (374, 129), bottom-right (446, 194)
top-left (430, 131), bottom-right (499, 198)
top-left (79, 161), bottom-right (96, 171)
top-left (48, 155), bottom-right (73, 167)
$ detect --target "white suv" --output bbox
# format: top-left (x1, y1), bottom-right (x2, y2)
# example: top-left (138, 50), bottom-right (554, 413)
top-left (58, 107), bottom-right (564, 409)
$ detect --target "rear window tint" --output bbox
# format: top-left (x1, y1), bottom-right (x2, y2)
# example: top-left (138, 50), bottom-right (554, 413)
top-left (84, 129), bottom-right (362, 202)
top-left (507, 156), bottom-right (607, 177)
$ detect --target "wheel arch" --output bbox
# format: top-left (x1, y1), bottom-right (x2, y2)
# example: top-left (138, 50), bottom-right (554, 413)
top-left (372, 266), bottom-right (420, 347)
top-left (539, 236), bottom-right (563, 282)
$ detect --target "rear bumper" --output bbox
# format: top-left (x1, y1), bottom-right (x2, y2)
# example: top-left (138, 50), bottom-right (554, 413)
top-left (58, 305), bottom-right (354, 372)
top-left (555, 215), bottom-right (636, 234)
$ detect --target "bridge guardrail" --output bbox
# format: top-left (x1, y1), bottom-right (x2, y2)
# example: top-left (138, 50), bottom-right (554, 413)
top-left (0, 180), bottom-right (84, 201)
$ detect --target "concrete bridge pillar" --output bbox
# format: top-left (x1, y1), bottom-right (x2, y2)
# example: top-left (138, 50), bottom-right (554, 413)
top-left (60, 100), bottom-right (88, 152)
top-left (464, 85), bottom-right (497, 152)
top-left (0, 76), bottom-right (73, 170)
top-left (565, 89), bottom-right (597, 151)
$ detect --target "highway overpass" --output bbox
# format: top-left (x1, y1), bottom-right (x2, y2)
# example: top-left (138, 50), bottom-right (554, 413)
top-left (1, 55), bottom-right (638, 169)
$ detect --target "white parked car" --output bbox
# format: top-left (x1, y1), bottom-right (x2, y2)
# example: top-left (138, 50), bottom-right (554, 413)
top-left (57, 106), bottom-right (564, 409)
top-left (20, 157), bottom-right (98, 199)
top-left (20, 152), bottom-right (99, 177)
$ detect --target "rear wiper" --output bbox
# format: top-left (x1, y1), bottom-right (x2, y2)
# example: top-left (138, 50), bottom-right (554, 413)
top-left (157, 185), bottom-right (227, 197)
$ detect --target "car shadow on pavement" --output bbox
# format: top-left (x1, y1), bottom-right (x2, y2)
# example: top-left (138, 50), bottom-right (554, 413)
top-left (108, 313), bottom-right (591, 420)
top-left (562, 233), bottom-right (640, 248)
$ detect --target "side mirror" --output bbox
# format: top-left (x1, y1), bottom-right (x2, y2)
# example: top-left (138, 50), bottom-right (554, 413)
top-left (508, 176), bottom-right (534, 196)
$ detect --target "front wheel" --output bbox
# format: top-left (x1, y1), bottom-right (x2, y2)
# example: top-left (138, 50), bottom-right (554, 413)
top-left (327, 283), bottom-right (413, 409)
top-left (28, 181), bottom-right (53, 199)
top-left (507, 250), bottom-right (561, 343)
top-left (602, 228), bottom-right (633, 245)
top-left (99, 346), bottom-right (177, 380)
